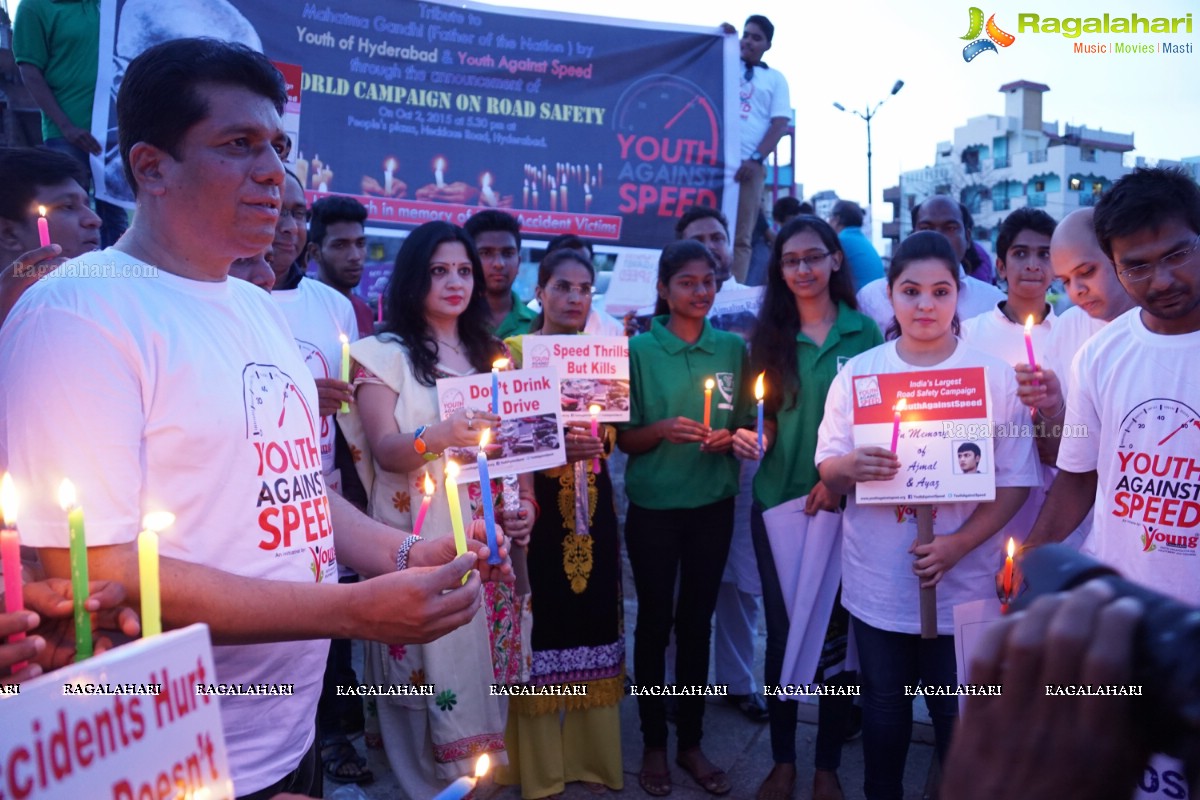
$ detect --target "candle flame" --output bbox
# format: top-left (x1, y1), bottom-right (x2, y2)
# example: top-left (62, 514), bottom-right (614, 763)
top-left (895, 397), bottom-right (908, 413)
top-left (754, 372), bottom-right (765, 401)
top-left (589, 404), bottom-right (601, 416)
top-left (481, 172), bottom-right (493, 188)
top-left (339, 333), bottom-right (349, 345)
top-left (492, 357), bottom-right (509, 371)
top-left (445, 460), bottom-right (460, 480)
top-left (385, 158), bottom-right (396, 171)
top-left (434, 157), bottom-right (446, 171)
top-left (38, 205), bottom-right (47, 218)
top-left (1007, 537), bottom-right (1016, 558)
top-left (475, 753), bottom-right (491, 777)
top-left (1, 473), bottom-right (17, 525)
top-left (423, 471), bottom-right (435, 496)
top-left (141, 511), bottom-right (175, 533)
top-left (57, 479), bottom-right (77, 511)
top-left (480, 427), bottom-right (491, 448)
top-left (705, 378), bottom-right (715, 391)
top-left (1024, 315), bottom-right (1034, 334)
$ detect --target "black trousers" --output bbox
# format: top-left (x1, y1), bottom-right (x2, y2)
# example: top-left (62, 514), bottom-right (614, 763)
top-left (625, 498), bottom-right (734, 750)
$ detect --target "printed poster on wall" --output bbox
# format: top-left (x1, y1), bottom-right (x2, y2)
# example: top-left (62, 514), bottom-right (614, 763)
top-left (525, 335), bottom-right (630, 421)
top-left (92, 0), bottom-right (739, 249)
top-left (0, 624), bottom-right (233, 799)
top-left (851, 367), bottom-right (996, 505)
top-left (436, 366), bottom-right (565, 479)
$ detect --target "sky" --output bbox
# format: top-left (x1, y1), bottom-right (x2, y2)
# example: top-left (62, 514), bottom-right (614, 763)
top-left (478, 0), bottom-right (1200, 224)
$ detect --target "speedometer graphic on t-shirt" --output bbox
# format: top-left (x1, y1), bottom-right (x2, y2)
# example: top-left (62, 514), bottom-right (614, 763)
top-left (1117, 399), bottom-right (1200, 449)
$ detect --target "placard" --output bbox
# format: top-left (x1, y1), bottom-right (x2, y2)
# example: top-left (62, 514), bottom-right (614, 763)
top-left (852, 367), bottom-right (996, 505)
top-left (0, 624), bottom-right (233, 799)
top-left (603, 249), bottom-right (659, 316)
top-left (524, 336), bottom-right (630, 421)
top-left (436, 367), bottom-right (566, 479)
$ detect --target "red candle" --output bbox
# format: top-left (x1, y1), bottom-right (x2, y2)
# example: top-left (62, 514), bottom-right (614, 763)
top-left (1002, 537), bottom-right (1015, 600)
top-left (1, 474), bottom-right (25, 671)
top-left (890, 398), bottom-right (907, 453)
top-left (413, 471), bottom-right (434, 537)
top-left (37, 206), bottom-right (51, 247)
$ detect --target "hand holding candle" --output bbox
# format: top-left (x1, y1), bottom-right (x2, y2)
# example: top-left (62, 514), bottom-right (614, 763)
top-left (754, 373), bottom-right (765, 456)
top-left (37, 206), bottom-right (51, 248)
top-left (58, 480), bottom-right (93, 661)
top-left (444, 461), bottom-right (470, 586)
top-left (1002, 537), bottom-right (1016, 603)
top-left (477, 429), bottom-right (502, 565)
top-left (491, 358), bottom-right (509, 416)
top-left (431, 754), bottom-right (491, 800)
top-left (2, 473), bottom-right (26, 671)
top-left (413, 472), bottom-right (434, 537)
top-left (137, 511), bottom-right (174, 638)
top-left (890, 397), bottom-right (907, 453)
top-left (339, 334), bottom-right (351, 413)
top-left (702, 378), bottom-right (714, 428)
top-left (1024, 315), bottom-right (1039, 387)
top-left (589, 404), bottom-right (601, 474)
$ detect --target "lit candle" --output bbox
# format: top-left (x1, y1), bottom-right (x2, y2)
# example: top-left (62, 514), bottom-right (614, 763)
top-left (584, 186), bottom-right (592, 213)
top-left (37, 206), bottom-right (51, 247)
top-left (413, 472), bottom-right (434, 537)
top-left (550, 186), bottom-right (557, 213)
top-left (598, 163), bottom-right (604, 188)
top-left (560, 181), bottom-right (568, 212)
top-left (1, 473), bottom-right (26, 672)
top-left (384, 158), bottom-right (396, 195)
top-left (137, 511), bottom-right (174, 638)
top-left (431, 754), bottom-right (491, 800)
top-left (589, 404), bottom-right (601, 475)
top-left (531, 186), bottom-right (539, 209)
top-left (340, 334), bottom-right (351, 414)
top-left (755, 372), bottom-right (765, 456)
top-left (703, 378), bottom-right (715, 428)
top-left (444, 461), bottom-right (469, 586)
top-left (585, 164), bottom-right (590, 186)
top-left (491, 358), bottom-right (509, 415)
top-left (481, 172), bottom-right (497, 206)
top-left (58, 480), bottom-right (92, 661)
top-left (523, 179), bottom-right (529, 208)
top-left (434, 157), bottom-right (446, 188)
top-left (377, 294), bottom-right (383, 324)
top-left (1002, 537), bottom-right (1016, 601)
top-left (1024, 315), bottom-right (1039, 387)
top-left (476, 429), bottom-right (501, 565)
top-left (890, 397), bottom-right (907, 453)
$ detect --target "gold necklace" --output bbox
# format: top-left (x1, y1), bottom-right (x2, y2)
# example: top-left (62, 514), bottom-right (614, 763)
top-left (436, 338), bottom-right (464, 355)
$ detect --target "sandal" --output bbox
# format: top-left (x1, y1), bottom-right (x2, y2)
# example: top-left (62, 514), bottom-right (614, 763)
top-left (638, 748), bottom-right (672, 797)
top-left (320, 738), bottom-right (374, 785)
top-left (676, 748), bottom-right (731, 796)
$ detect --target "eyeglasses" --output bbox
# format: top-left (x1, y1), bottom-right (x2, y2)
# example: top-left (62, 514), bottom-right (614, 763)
top-left (780, 252), bottom-right (832, 271)
top-left (546, 280), bottom-right (593, 297)
top-left (1118, 235), bottom-right (1200, 283)
top-left (280, 207), bottom-right (309, 223)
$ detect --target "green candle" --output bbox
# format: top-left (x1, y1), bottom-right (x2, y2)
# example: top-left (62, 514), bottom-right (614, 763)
top-left (58, 480), bottom-right (92, 661)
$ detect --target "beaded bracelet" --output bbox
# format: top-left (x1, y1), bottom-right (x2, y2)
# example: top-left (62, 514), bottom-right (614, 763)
top-left (395, 534), bottom-right (422, 572)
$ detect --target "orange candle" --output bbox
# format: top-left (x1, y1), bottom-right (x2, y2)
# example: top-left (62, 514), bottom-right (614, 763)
top-left (1003, 537), bottom-right (1016, 600)
top-left (702, 378), bottom-right (714, 428)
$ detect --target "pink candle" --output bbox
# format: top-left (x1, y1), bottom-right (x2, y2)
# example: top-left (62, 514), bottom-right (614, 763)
top-left (37, 206), bottom-right (51, 247)
top-left (890, 398), bottom-right (907, 453)
top-left (1, 474), bottom-right (26, 672)
top-left (413, 472), bottom-right (434, 537)
top-left (1024, 315), bottom-right (1039, 387)
top-left (589, 404), bottom-right (601, 474)
top-left (377, 294), bottom-right (383, 323)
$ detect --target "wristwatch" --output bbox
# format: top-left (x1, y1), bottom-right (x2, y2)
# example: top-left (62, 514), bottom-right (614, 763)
top-left (412, 425), bottom-right (439, 461)
top-left (750, 151), bottom-right (765, 163)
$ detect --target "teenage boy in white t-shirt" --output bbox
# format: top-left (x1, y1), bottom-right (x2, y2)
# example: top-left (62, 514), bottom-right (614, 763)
top-left (0, 39), bottom-right (507, 799)
top-left (1020, 167), bottom-right (1200, 607)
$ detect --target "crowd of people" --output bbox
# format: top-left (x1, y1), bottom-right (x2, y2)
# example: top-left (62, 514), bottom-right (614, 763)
top-left (2, 13), bottom-right (1200, 800)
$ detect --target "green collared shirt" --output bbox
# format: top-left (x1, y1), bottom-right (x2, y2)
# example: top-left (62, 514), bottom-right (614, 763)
top-left (753, 303), bottom-right (883, 509)
top-left (491, 291), bottom-right (537, 340)
top-left (622, 316), bottom-right (751, 510)
top-left (13, 0), bottom-right (100, 140)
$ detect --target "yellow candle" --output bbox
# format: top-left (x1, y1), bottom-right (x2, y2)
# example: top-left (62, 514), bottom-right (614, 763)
top-left (58, 480), bottom-right (92, 661)
top-left (138, 511), bottom-right (174, 638)
top-left (339, 334), bottom-right (351, 414)
top-left (444, 460), bottom-right (469, 585)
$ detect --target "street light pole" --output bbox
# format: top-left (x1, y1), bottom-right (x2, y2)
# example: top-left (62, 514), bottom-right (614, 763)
top-left (833, 80), bottom-right (904, 213)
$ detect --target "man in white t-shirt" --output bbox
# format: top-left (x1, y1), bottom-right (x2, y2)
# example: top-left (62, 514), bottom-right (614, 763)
top-left (1021, 167), bottom-right (1200, 608)
top-left (0, 38), bottom-right (504, 799)
top-left (727, 14), bottom-right (790, 284)
top-left (858, 196), bottom-right (1005, 333)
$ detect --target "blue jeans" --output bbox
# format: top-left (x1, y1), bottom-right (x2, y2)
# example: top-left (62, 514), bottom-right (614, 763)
top-left (751, 503), bottom-right (854, 770)
top-left (43, 138), bottom-right (128, 248)
top-left (852, 616), bottom-right (958, 800)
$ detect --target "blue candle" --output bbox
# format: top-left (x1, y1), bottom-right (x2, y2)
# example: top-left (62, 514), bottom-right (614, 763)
top-left (431, 775), bottom-right (475, 800)
top-left (755, 372), bottom-right (765, 456)
top-left (477, 429), bottom-right (502, 565)
top-left (491, 358), bottom-right (509, 416)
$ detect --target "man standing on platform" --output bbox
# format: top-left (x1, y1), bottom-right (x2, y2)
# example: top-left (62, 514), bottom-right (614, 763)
top-left (310, 195), bottom-right (374, 337)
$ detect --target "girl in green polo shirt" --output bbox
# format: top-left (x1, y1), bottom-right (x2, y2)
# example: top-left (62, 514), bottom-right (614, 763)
top-left (730, 216), bottom-right (882, 800)
top-left (618, 239), bottom-right (749, 797)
